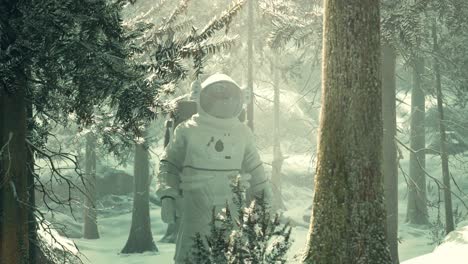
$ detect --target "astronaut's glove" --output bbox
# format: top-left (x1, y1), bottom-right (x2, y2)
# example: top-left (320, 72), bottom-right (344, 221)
top-left (161, 197), bottom-right (176, 224)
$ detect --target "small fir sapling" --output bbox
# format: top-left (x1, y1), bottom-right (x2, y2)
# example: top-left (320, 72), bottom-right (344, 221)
top-left (186, 177), bottom-right (292, 264)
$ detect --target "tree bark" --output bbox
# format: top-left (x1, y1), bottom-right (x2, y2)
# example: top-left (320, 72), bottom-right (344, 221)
top-left (246, 0), bottom-right (255, 130)
top-left (1, 4), bottom-right (31, 263)
top-left (0, 93), bottom-right (2, 264)
top-left (121, 140), bottom-right (157, 253)
top-left (432, 22), bottom-right (454, 234)
top-left (382, 44), bottom-right (400, 264)
top-left (303, 1), bottom-right (391, 263)
top-left (27, 100), bottom-right (39, 264)
top-left (0, 73), bottom-right (30, 264)
top-left (83, 132), bottom-right (100, 239)
top-left (406, 57), bottom-right (428, 225)
top-left (0, 91), bottom-right (2, 264)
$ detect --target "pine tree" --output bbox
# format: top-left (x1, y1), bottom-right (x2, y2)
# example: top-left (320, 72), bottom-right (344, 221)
top-left (83, 132), bottom-right (99, 239)
top-left (381, 43), bottom-right (400, 263)
top-left (1, 1), bottom-right (132, 261)
top-left (407, 54), bottom-right (429, 225)
top-left (1, 0), bottom-right (246, 262)
top-left (302, 0), bottom-right (392, 263)
top-left (246, 0), bottom-right (255, 130)
top-left (186, 179), bottom-right (292, 264)
top-left (432, 20), bottom-right (455, 234)
top-left (121, 137), bottom-right (157, 253)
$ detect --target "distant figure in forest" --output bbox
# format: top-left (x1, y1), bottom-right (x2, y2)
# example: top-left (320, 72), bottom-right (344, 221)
top-left (156, 73), bottom-right (272, 263)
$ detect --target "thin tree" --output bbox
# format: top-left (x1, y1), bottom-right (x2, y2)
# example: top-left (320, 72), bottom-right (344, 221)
top-left (404, 0), bottom-right (429, 225)
top-left (121, 136), bottom-right (157, 253)
top-left (382, 43), bottom-right (400, 264)
top-left (271, 56), bottom-right (285, 210)
top-left (406, 55), bottom-right (429, 225)
top-left (83, 132), bottom-right (100, 239)
top-left (246, 0), bottom-right (255, 130)
top-left (432, 20), bottom-right (454, 234)
top-left (302, 0), bottom-right (392, 263)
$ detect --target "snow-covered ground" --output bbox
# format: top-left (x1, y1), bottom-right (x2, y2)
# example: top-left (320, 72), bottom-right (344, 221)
top-left (68, 184), bottom-right (468, 264)
top-left (70, 191), bottom-right (312, 264)
top-left (402, 221), bottom-right (468, 264)
top-left (60, 153), bottom-right (466, 263)
top-left (74, 205), bottom-right (174, 264)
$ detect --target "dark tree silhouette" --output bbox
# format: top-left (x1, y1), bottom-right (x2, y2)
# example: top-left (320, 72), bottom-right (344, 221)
top-left (121, 140), bottom-right (157, 253)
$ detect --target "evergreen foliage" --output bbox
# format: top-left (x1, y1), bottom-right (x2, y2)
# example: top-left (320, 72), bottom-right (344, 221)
top-left (426, 107), bottom-right (468, 155)
top-left (111, 0), bottom-right (247, 132)
top-left (1, 0), bottom-right (247, 201)
top-left (381, 0), bottom-right (429, 58)
top-left (381, 0), bottom-right (468, 100)
top-left (1, 0), bottom-right (247, 262)
top-left (263, 0), bottom-right (321, 50)
top-left (186, 179), bottom-right (292, 264)
top-left (1, 0), bottom-right (246, 138)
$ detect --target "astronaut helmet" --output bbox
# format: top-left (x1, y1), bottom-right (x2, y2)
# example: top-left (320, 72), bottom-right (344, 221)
top-left (198, 73), bottom-right (244, 119)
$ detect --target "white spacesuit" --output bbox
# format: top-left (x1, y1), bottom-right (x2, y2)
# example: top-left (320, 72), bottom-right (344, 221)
top-left (156, 73), bottom-right (272, 263)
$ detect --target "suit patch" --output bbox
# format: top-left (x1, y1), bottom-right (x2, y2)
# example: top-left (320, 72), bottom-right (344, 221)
top-left (215, 140), bottom-right (224, 152)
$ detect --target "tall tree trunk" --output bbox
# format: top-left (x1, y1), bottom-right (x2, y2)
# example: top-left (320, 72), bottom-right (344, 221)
top-left (27, 100), bottom-right (38, 264)
top-left (432, 22), bottom-right (454, 234)
top-left (271, 58), bottom-right (285, 211)
top-left (0, 98), bottom-right (2, 264)
top-left (0, 93), bottom-right (2, 264)
top-left (83, 132), bottom-right (99, 239)
top-left (382, 44), bottom-right (400, 264)
top-left (303, 1), bottom-right (391, 263)
top-left (0, 73), bottom-right (30, 264)
top-left (246, 0), bottom-right (255, 130)
top-left (406, 57), bottom-right (428, 225)
top-left (121, 140), bottom-right (157, 253)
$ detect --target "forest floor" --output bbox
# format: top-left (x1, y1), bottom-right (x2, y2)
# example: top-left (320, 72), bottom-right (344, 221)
top-left (66, 153), bottom-right (468, 263)
top-left (68, 182), bottom-right (468, 264)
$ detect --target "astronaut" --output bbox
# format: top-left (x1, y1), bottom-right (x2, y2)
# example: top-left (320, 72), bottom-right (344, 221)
top-left (156, 73), bottom-right (272, 263)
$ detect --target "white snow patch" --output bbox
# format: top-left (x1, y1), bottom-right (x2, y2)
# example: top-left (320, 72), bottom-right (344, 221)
top-left (402, 222), bottom-right (468, 264)
top-left (74, 205), bottom-right (174, 264)
top-left (38, 219), bottom-right (79, 255)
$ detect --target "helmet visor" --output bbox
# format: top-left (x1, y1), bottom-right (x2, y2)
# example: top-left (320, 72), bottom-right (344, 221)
top-left (199, 82), bottom-right (242, 119)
